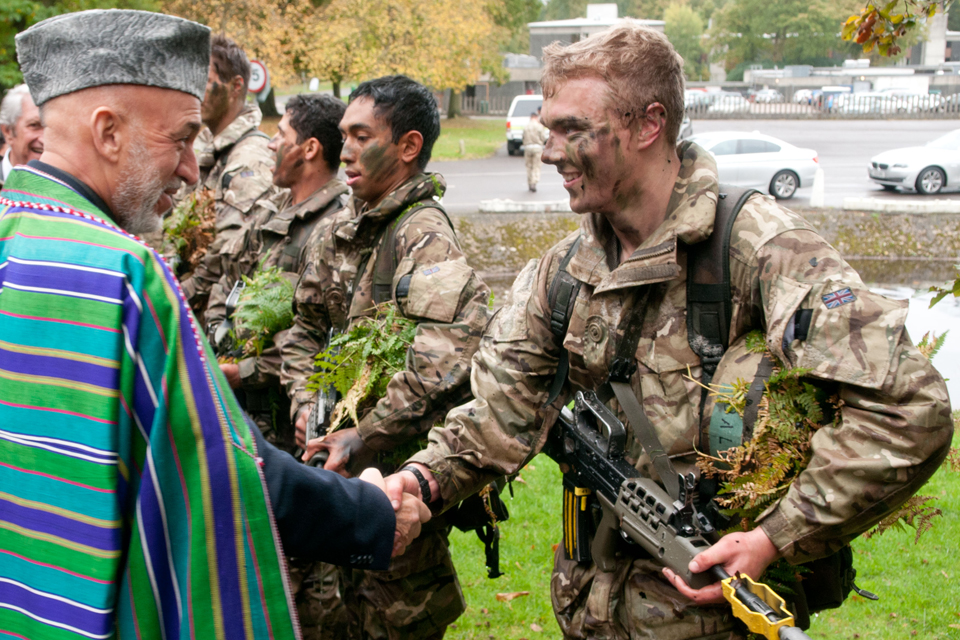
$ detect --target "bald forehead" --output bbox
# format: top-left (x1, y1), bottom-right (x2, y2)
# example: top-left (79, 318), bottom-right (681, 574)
top-left (44, 85), bottom-right (201, 128)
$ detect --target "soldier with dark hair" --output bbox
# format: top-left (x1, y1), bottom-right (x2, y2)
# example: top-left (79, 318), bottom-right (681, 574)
top-left (207, 93), bottom-right (349, 453)
top-left (178, 34), bottom-right (276, 315)
top-left (283, 74), bottom-right (490, 640)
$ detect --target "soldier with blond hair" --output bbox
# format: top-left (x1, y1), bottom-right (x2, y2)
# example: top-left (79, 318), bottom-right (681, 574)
top-left (389, 21), bottom-right (953, 640)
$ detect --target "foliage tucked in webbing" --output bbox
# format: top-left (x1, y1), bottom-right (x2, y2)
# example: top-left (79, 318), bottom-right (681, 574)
top-left (697, 330), bottom-right (942, 538)
top-left (231, 266), bottom-right (295, 357)
top-left (163, 189), bottom-right (216, 273)
top-left (307, 302), bottom-right (417, 433)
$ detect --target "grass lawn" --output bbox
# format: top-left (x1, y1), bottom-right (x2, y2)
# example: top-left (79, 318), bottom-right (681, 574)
top-left (432, 117), bottom-right (506, 161)
top-left (447, 434), bottom-right (960, 640)
top-left (260, 115), bottom-right (504, 161)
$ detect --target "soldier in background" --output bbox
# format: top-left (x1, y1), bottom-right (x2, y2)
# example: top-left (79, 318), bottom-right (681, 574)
top-left (286, 75), bottom-right (491, 640)
top-left (207, 93), bottom-right (349, 453)
top-left (522, 107), bottom-right (547, 192)
top-left (390, 22), bottom-right (953, 640)
top-left (179, 34), bottom-right (275, 314)
top-left (0, 84), bottom-right (44, 187)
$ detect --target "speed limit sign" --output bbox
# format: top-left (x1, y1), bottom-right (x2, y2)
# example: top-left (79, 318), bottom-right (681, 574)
top-left (248, 60), bottom-right (268, 94)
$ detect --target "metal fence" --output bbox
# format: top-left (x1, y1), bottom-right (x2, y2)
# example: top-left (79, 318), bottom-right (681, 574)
top-left (685, 94), bottom-right (960, 119)
top-left (443, 94), bottom-right (511, 115)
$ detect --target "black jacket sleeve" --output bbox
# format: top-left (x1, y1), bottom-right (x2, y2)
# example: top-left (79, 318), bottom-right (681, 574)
top-left (251, 422), bottom-right (395, 570)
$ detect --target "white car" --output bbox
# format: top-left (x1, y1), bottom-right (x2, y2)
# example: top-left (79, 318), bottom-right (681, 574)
top-left (689, 131), bottom-right (818, 199)
top-left (867, 128), bottom-right (960, 195)
top-left (505, 95), bottom-right (543, 156)
top-left (707, 95), bottom-right (751, 114)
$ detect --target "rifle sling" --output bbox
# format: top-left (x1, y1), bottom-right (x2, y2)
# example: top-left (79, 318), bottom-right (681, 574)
top-left (599, 290), bottom-right (682, 501)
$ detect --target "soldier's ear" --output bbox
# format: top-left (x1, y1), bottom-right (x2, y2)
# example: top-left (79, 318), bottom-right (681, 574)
top-left (396, 129), bottom-right (423, 167)
top-left (303, 137), bottom-right (321, 162)
top-left (231, 75), bottom-right (246, 100)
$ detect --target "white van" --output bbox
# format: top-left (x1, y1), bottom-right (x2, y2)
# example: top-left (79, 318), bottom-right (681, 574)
top-left (505, 95), bottom-right (543, 156)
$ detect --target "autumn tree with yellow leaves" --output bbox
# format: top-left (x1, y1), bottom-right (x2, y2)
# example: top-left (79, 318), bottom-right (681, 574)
top-left (164, 0), bottom-right (508, 101)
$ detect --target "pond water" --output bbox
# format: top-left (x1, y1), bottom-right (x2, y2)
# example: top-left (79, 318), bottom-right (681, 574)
top-left (887, 287), bottom-right (960, 403)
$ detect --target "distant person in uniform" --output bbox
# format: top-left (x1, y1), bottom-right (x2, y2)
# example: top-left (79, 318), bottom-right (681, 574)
top-left (0, 84), bottom-right (44, 187)
top-left (523, 107), bottom-right (548, 192)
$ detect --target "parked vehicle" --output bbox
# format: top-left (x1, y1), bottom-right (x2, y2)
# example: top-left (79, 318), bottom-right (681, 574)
top-left (876, 88), bottom-right (942, 112)
top-left (678, 116), bottom-right (693, 140)
top-left (793, 89), bottom-right (815, 104)
top-left (753, 89), bottom-right (783, 103)
top-left (867, 128), bottom-right (960, 195)
top-left (505, 95), bottom-right (543, 156)
top-left (707, 95), bottom-right (751, 114)
top-left (689, 131), bottom-right (818, 199)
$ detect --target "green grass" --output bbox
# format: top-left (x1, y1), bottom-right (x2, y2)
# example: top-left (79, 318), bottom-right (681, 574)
top-left (447, 456), bottom-right (563, 639)
top-left (432, 117), bottom-right (506, 161)
top-left (447, 436), bottom-right (960, 639)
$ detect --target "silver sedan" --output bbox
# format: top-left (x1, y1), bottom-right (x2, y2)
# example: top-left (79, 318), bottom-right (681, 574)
top-left (689, 131), bottom-right (818, 199)
top-left (867, 129), bottom-right (960, 195)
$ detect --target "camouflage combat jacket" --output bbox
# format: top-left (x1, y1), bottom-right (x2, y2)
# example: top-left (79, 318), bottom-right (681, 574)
top-left (181, 104), bottom-right (276, 307)
top-left (409, 142), bottom-right (953, 565)
top-left (206, 179), bottom-right (349, 388)
top-left (280, 172), bottom-right (491, 452)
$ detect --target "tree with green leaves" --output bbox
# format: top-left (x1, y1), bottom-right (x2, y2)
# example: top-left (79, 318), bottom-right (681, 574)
top-left (2, 0), bottom-right (158, 90)
top-left (664, 3), bottom-right (707, 80)
top-left (710, 0), bottom-right (851, 71)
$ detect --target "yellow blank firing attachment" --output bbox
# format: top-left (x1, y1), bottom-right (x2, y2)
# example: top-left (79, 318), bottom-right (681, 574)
top-left (720, 574), bottom-right (795, 640)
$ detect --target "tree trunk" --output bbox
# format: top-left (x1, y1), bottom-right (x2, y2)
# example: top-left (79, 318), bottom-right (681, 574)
top-left (447, 90), bottom-right (461, 119)
top-left (333, 81), bottom-right (341, 99)
top-left (259, 87), bottom-right (281, 117)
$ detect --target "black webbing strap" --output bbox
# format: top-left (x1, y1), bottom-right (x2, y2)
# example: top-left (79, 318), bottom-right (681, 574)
top-left (742, 353), bottom-right (774, 441)
top-left (371, 202), bottom-right (454, 305)
top-left (685, 186), bottom-right (757, 388)
top-left (544, 237), bottom-right (583, 407)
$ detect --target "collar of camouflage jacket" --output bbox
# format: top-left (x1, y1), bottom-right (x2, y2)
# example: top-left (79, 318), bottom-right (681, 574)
top-left (566, 141), bottom-right (721, 295)
top-left (196, 104), bottom-right (264, 168)
top-left (260, 179), bottom-right (348, 236)
top-left (337, 172), bottom-right (446, 242)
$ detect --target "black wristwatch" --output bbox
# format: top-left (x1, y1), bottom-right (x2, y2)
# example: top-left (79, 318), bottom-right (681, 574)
top-left (400, 465), bottom-right (432, 504)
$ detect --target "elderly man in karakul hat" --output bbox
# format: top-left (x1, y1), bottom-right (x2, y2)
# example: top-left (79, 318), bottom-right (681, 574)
top-left (0, 10), bottom-right (430, 639)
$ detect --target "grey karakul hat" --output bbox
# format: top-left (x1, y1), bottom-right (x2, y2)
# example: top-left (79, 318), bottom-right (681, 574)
top-left (16, 9), bottom-right (211, 106)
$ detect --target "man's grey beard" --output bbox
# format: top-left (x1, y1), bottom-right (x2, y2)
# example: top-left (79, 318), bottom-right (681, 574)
top-left (113, 140), bottom-right (181, 235)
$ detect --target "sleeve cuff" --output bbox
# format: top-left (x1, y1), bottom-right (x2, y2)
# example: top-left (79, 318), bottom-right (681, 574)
top-left (759, 506), bottom-right (810, 564)
top-left (238, 357), bottom-right (259, 385)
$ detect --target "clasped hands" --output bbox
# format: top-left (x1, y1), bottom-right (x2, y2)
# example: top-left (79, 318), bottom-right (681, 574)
top-left (295, 406), bottom-right (432, 558)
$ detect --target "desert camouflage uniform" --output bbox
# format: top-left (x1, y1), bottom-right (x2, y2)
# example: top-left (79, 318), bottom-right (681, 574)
top-left (280, 172), bottom-right (491, 639)
top-left (408, 141), bottom-right (953, 639)
top-left (179, 104), bottom-right (276, 313)
top-left (522, 119), bottom-right (548, 189)
top-left (205, 179), bottom-right (348, 453)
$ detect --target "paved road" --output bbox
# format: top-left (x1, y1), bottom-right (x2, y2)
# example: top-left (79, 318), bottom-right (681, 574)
top-left (428, 119), bottom-right (960, 213)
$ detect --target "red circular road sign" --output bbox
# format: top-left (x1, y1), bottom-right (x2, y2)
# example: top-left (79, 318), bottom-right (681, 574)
top-left (248, 60), bottom-right (268, 94)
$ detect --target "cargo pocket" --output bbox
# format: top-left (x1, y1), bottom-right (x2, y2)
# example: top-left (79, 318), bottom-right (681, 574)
top-left (394, 257), bottom-right (475, 323)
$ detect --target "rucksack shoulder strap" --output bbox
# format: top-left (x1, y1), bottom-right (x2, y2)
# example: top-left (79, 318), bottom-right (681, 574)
top-left (685, 185), bottom-right (757, 386)
top-left (370, 201), bottom-right (453, 305)
top-left (544, 236), bottom-right (583, 407)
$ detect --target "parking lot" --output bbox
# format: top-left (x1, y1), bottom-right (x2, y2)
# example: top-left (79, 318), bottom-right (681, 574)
top-left (430, 119), bottom-right (960, 213)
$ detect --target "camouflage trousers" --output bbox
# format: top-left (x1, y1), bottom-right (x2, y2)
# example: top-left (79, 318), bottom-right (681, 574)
top-left (294, 525), bottom-right (465, 640)
top-left (551, 545), bottom-right (744, 640)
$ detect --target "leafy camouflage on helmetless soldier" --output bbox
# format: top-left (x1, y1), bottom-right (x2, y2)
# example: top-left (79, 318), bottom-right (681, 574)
top-left (279, 171), bottom-right (490, 639)
top-left (281, 172), bottom-right (490, 446)
top-left (409, 142), bottom-right (952, 639)
top-left (203, 179), bottom-right (349, 451)
top-left (179, 104), bottom-right (277, 307)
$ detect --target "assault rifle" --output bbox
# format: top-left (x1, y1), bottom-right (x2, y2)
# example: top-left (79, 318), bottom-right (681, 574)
top-left (300, 327), bottom-right (340, 467)
top-left (544, 391), bottom-right (812, 640)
